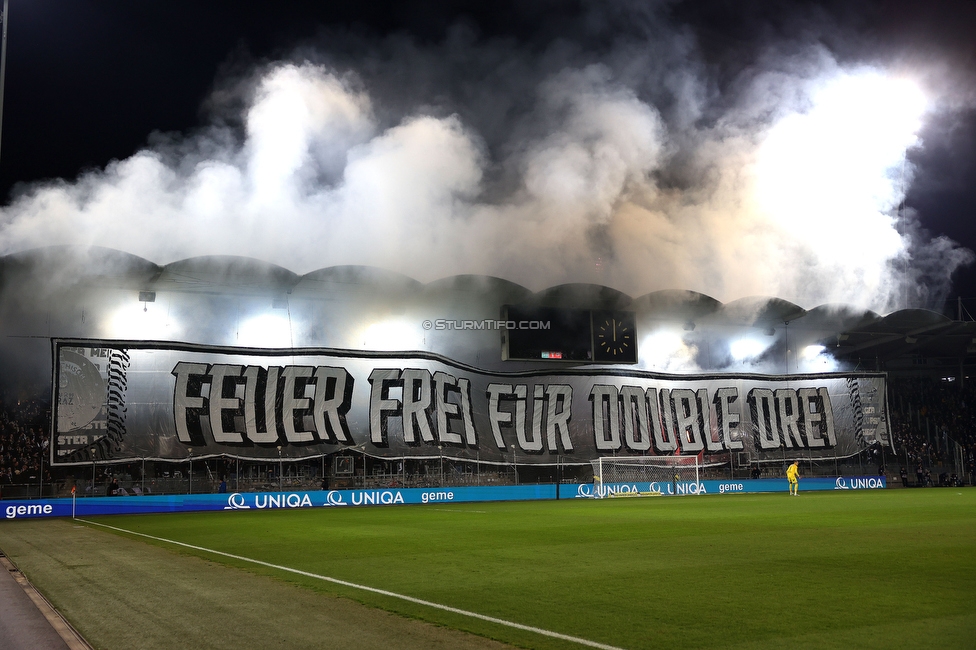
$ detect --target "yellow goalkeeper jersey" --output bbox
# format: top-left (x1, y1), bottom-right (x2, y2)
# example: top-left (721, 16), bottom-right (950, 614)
top-left (787, 464), bottom-right (799, 481)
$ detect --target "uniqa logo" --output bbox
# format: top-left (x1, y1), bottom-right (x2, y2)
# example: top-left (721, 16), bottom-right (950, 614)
top-left (254, 493), bottom-right (314, 509)
top-left (649, 481), bottom-right (707, 495)
top-left (835, 477), bottom-right (884, 490)
top-left (224, 493), bottom-right (250, 509)
top-left (574, 484), bottom-right (641, 498)
top-left (349, 490), bottom-right (405, 506)
top-left (594, 484), bottom-right (640, 498)
top-left (326, 490), bottom-right (347, 506)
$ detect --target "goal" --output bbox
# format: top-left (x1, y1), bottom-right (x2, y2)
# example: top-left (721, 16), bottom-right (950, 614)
top-left (591, 455), bottom-right (701, 493)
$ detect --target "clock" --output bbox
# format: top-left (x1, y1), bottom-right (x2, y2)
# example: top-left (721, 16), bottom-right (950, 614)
top-left (592, 311), bottom-right (637, 363)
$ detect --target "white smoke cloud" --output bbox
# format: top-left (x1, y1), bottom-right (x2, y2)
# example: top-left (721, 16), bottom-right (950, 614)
top-left (0, 27), bottom-right (970, 314)
top-left (637, 329), bottom-right (701, 373)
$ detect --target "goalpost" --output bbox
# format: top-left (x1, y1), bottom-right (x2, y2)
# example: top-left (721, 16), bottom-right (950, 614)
top-left (590, 456), bottom-right (701, 498)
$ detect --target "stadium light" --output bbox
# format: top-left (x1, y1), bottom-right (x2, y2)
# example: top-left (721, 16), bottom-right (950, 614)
top-left (797, 344), bottom-right (838, 373)
top-left (802, 344), bottom-right (826, 359)
top-left (139, 291), bottom-right (156, 312)
top-left (361, 318), bottom-right (421, 351)
top-left (639, 330), bottom-right (699, 373)
top-left (238, 313), bottom-right (292, 348)
top-left (107, 300), bottom-right (176, 340)
top-left (729, 338), bottom-right (767, 361)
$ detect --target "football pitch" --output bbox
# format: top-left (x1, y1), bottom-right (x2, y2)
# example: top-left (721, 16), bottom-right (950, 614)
top-left (1, 489), bottom-right (974, 649)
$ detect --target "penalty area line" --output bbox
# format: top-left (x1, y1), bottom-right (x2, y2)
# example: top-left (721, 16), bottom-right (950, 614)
top-left (77, 518), bottom-right (626, 650)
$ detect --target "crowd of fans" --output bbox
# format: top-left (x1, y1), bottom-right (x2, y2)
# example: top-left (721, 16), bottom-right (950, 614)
top-left (0, 392), bottom-right (52, 489)
top-left (888, 376), bottom-right (976, 486)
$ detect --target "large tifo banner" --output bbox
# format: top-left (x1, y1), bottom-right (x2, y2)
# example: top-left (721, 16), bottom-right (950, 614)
top-left (51, 339), bottom-right (890, 466)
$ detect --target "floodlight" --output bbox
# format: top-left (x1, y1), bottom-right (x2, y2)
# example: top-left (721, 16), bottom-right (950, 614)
top-left (361, 319), bottom-right (420, 351)
top-left (801, 345), bottom-right (826, 359)
top-left (730, 338), bottom-right (767, 361)
top-left (107, 301), bottom-right (176, 340)
top-left (238, 313), bottom-right (292, 347)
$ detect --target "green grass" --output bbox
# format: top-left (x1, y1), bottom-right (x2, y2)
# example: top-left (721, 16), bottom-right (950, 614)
top-left (73, 489), bottom-right (976, 650)
top-left (0, 518), bottom-right (511, 650)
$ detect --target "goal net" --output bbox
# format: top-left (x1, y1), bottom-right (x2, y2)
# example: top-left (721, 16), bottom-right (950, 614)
top-left (591, 456), bottom-right (701, 495)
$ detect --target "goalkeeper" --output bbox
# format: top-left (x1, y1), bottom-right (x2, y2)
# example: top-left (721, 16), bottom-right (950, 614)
top-left (787, 460), bottom-right (800, 496)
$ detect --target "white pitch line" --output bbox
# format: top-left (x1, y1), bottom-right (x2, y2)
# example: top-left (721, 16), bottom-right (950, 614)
top-left (78, 519), bottom-right (626, 650)
top-left (430, 508), bottom-right (487, 513)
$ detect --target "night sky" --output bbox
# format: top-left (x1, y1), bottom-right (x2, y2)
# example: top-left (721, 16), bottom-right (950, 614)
top-left (2, 0), bottom-right (974, 312)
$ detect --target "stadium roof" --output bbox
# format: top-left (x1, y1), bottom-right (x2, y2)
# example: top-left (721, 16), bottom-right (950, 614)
top-left (830, 310), bottom-right (976, 372)
top-left (0, 247), bottom-right (972, 376)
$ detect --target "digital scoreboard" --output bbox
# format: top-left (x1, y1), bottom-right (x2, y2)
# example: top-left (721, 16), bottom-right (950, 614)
top-left (501, 306), bottom-right (638, 363)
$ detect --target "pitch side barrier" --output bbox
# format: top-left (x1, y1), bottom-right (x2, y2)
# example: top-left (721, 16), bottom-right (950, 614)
top-left (0, 477), bottom-right (885, 520)
top-left (2, 485), bottom-right (554, 519)
top-left (564, 476), bottom-right (886, 499)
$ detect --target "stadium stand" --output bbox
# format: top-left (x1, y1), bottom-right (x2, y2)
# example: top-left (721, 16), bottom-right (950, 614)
top-left (0, 393), bottom-right (51, 498)
top-left (888, 376), bottom-right (975, 487)
top-left (0, 374), bottom-right (970, 498)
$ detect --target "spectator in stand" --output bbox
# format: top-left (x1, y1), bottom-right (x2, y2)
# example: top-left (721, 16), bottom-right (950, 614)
top-left (0, 393), bottom-right (51, 489)
top-left (890, 376), bottom-right (976, 487)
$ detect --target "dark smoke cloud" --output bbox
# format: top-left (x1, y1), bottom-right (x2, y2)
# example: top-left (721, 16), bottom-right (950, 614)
top-left (0, 0), bottom-right (972, 312)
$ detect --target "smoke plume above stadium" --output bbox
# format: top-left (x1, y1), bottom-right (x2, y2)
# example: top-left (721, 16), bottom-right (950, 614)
top-left (0, 4), bottom-right (972, 313)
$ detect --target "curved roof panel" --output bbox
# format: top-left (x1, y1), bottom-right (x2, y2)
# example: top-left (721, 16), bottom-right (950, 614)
top-left (791, 304), bottom-right (880, 334)
top-left (631, 290), bottom-right (722, 321)
top-left (719, 296), bottom-right (807, 326)
top-left (877, 309), bottom-right (952, 332)
top-left (158, 255), bottom-right (299, 293)
top-left (530, 283), bottom-right (633, 310)
top-left (0, 246), bottom-right (161, 288)
top-left (298, 265), bottom-right (423, 292)
top-left (424, 274), bottom-right (532, 298)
